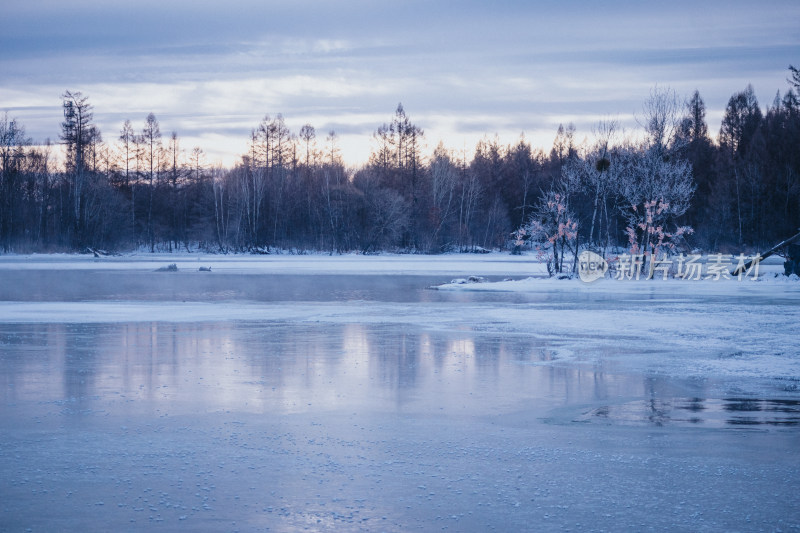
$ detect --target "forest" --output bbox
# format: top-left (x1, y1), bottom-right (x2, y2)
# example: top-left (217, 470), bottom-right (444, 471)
top-left (1, 67), bottom-right (799, 263)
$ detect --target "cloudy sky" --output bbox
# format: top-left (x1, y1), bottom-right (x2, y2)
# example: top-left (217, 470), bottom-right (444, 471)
top-left (2, 0), bottom-right (798, 166)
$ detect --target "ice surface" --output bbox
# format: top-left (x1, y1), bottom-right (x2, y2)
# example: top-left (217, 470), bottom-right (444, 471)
top-left (1, 253), bottom-right (798, 531)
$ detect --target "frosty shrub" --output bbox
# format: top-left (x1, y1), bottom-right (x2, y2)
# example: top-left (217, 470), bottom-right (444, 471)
top-left (513, 191), bottom-right (578, 276)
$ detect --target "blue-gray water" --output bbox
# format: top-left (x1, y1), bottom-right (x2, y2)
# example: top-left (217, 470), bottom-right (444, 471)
top-left (1, 271), bottom-right (798, 531)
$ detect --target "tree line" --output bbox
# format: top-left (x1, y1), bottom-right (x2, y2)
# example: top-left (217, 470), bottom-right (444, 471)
top-left (1, 69), bottom-right (799, 258)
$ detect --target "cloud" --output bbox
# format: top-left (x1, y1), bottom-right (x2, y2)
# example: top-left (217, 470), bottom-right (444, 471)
top-left (2, 0), bottom-right (799, 165)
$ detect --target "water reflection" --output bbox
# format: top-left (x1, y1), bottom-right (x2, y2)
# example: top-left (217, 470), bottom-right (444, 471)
top-left (7, 321), bottom-right (794, 429)
top-left (2, 321), bottom-right (641, 423)
top-left (582, 397), bottom-right (800, 428)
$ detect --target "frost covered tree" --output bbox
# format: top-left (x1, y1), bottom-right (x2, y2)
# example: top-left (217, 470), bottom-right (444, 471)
top-left (639, 86), bottom-right (683, 156)
top-left (616, 145), bottom-right (694, 261)
top-left (513, 176), bottom-right (579, 276)
top-left (616, 87), bottom-right (695, 264)
top-left (579, 119), bottom-right (622, 252)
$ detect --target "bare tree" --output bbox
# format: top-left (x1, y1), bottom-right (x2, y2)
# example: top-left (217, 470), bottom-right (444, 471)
top-left (0, 113), bottom-right (31, 251)
top-left (61, 91), bottom-right (100, 245)
top-left (585, 119), bottom-right (621, 251)
top-left (639, 86), bottom-right (683, 155)
top-left (788, 65), bottom-right (800, 91)
top-left (211, 163), bottom-right (230, 252)
top-left (299, 124), bottom-right (316, 169)
top-left (141, 113), bottom-right (162, 251)
top-left (118, 120), bottom-right (136, 188)
top-left (427, 142), bottom-right (458, 250)
top-left (456, 151), bottom-right (482, 251)
top-left (166, 131), bottom-right (185, 250)
top-left (190, 147), bottom-right (205, 183)
top-left (357, 177), bottom-right (410, 252)
top-left (719, 85), bottom-right (763, 245)
top-left (31, 140), bottom-right (55, 247)
top-left (550, 123), bottom-right (577, 169)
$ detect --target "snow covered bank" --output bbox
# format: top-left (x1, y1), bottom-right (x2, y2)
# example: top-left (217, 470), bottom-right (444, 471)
top-left (434, 269), bottom-right (800, 297)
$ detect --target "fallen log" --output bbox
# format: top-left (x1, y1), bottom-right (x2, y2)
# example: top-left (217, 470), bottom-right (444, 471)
top-left (730, 229), bottom-right (800, 276)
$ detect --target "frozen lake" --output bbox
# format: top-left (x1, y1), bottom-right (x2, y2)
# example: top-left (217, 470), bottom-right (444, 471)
top-left (1, 254), bottom-right (799, 531)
